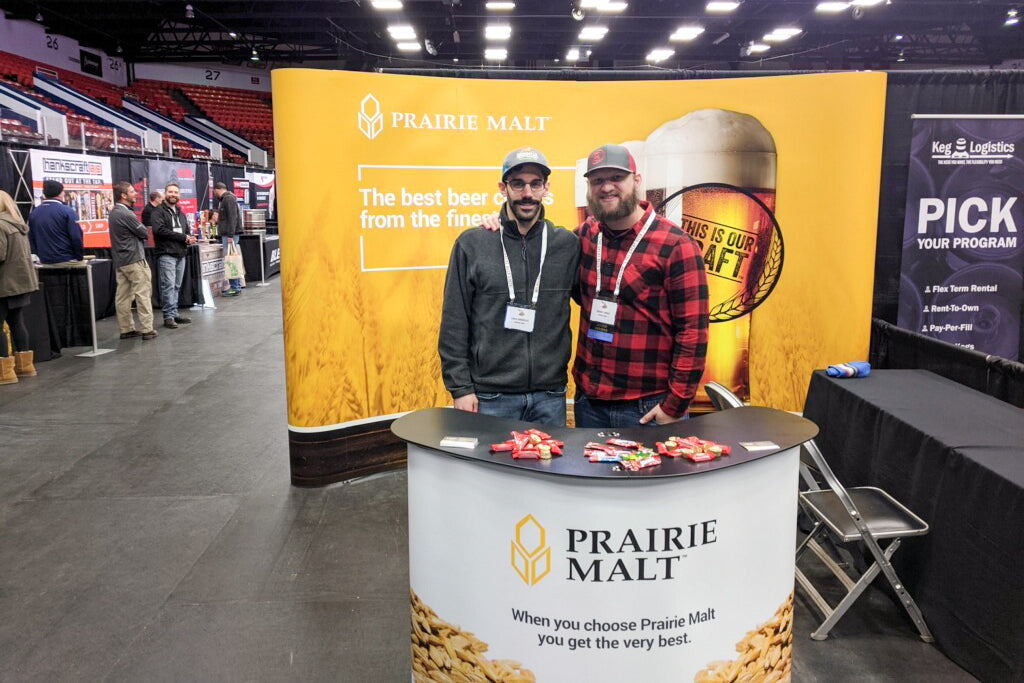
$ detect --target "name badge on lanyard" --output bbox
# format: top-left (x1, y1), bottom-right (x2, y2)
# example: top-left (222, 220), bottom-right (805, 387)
top-left (586, 211), bottom-right (656, 344)
top-left (501, 224), bottom-right (547, 333)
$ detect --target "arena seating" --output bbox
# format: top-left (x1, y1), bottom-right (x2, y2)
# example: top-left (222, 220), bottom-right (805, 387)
top-left (0, 50), bottom-right (270, 164)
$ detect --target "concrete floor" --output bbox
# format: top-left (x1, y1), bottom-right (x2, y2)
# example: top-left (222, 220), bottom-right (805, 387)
top-left (0, 279), bottom-right (974, 682)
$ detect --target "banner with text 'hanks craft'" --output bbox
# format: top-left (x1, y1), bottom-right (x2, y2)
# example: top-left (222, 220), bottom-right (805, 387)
top-left (898, 115), bottom-right (1023, 360)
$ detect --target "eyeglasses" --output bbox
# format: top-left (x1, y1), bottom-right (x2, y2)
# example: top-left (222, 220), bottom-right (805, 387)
top-left (587, 172), bottom-right (631, 188)
top-left (505, 179), bottom-right (546, 192)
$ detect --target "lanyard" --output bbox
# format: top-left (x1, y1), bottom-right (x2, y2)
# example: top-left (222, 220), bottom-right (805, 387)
top-left (594, 210), bottom-right (657, 298)
top-left (499, 224), bottom-right (548, 305)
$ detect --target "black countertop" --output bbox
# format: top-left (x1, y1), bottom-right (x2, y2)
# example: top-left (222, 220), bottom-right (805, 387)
top-left (392, 406), bottom-right (818, 480)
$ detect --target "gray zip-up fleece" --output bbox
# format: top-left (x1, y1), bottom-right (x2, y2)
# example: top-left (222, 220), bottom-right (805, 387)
top-left (439, 206), bottom-right (581, 398)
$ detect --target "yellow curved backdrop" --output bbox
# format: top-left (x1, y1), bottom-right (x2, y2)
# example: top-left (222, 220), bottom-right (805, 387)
top-left (273, 69), bottom-right (886, 428)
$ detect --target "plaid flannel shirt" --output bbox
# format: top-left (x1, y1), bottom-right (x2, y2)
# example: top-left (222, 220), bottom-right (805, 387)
top-left (573, 202), bottom-right (709, 417)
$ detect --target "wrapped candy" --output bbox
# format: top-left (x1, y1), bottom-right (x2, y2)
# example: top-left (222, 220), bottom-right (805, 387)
top-left (491, 430), bottom-right (564, 459)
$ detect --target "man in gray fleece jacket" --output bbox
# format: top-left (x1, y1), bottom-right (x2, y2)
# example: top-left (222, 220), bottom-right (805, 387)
top-left (439, 147), bottom-right (580, 426)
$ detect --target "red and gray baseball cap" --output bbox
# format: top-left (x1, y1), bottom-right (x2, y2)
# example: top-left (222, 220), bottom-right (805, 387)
top-left (584, 143), bottom-right (637, 177)
top-left (501, 147), bottom-right (551, 180)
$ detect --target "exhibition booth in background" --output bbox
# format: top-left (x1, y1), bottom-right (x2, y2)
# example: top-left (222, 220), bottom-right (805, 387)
top-left (0, 143), bottom-right (278, 360)
top-left (273, 67), bottom-right (1023, 682)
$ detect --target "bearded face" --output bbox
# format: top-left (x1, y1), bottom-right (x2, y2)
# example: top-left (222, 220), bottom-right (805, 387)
top-left (586, 173), bottom-right (641, 224)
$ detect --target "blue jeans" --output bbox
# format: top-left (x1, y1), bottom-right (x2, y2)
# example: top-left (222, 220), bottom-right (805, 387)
top-left (574, 392), bottom-right (680, 429)
top-left (157, 254), bottom-right (186, 319)
top-left (476, 388), bottom-right (568, 427)
top-left (221, 235), bottom-right (242, 290)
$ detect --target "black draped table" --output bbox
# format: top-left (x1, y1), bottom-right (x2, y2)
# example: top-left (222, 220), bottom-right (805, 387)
top-left (239, 233), bottom-right (280, 284)
top-left (84, 245), bottom-right (203, 311)
top-left (34, 259), bottom-right (114, 351)
top-left (803, 369), bottom-right (1024, 682)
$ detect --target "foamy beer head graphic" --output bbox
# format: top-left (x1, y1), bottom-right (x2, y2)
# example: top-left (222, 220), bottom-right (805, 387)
top-left (645, 108), bottom-right (783, 322)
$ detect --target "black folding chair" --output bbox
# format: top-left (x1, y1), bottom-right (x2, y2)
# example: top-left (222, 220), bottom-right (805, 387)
top-left (796, 439), bottom-right (934, 642)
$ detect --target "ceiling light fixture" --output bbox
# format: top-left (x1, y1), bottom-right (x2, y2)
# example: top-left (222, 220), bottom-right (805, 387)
top-left (896, 50), bottom-right (906, 62)
top-left (185, 4), bottom-right (194, 19)
top-left (581, 0), bottom-right (627, 10)
top-left (850, 0), bottom-right (884, 5)
top-left (670, 25), bottom-right (705, 41)
top-left (396, 41), bottom-right (421, 51)
top-left (570, 4), bottom-right (585, 21)
top-left (484, 47), bottom-right (508, 60)
top-left (893, 33), bottom-right (903, 41)
top-left (706, 1), bottom-right (740, 12)
top-left (566, 47), bottom-right (580, 60)
top-left (34, 12), bottom-right (43, 22)
top-left (815, 1), bottom-right (850, 12)
top-left (424, 39), bottom-right (438, 55)
top-left (371, 0), bottom-right (404, 8)
top-left (712, 31), bottom-right (730, 44)
top-left (646, 47), bottom-right (675, 62)
top-left (485, 1), bottom-right (515, 8)
top-left (764, 27), bottom-right (801, 41)
top-left (578, 25), bottom-right (608, 41)
top-left (741, 41), bottom-right (769, 56)
top-left (485, 24), bottom-right (512, 40)
top-left (228, 31), bottom-right (238, 38)
top-left (387, 24), bottom-right (417, 40)
top-left (1005, 9), bottom-right (1020, 25)
top-left (116, 44), bottom-right (123, 54)
top-left (250, 48), bottom-right (259, 61)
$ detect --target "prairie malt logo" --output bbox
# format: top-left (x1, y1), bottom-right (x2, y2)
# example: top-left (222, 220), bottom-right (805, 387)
top-left (358, 94), bottom-right (383, 140)
top-left (511, 515), bottom-right (550, 585)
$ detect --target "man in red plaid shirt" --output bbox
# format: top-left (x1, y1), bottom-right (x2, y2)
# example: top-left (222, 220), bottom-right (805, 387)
top-left (572, 144), bottom-right (709, 427)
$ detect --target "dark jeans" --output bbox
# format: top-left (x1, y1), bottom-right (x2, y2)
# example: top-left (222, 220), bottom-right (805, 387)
top-left (574, 392), bottom-right (678, 429)
top-left (0, 298), bottom-right (29, 357)
top-left (477, 387), bottom-right (568, 427)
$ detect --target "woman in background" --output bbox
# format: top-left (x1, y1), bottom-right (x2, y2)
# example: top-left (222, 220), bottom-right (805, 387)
top-left (0, 189), bottom-right (39, 384)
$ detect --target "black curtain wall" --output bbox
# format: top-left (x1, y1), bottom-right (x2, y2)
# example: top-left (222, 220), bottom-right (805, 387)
top-left (874, 70), bottom-right (1024, 326)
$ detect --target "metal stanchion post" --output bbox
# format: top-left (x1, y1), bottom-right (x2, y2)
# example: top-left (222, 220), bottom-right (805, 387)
top-left (256, 233), bottom-right (269, 287)
top-left (77, 261), bottom-right (114, 358)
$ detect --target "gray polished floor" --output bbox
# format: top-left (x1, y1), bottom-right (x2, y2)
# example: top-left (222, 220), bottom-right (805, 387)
top-left (0, 279), bottom-right (973, 682)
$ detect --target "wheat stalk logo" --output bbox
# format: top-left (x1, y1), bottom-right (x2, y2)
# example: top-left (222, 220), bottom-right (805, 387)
top-left (358, 94), bottom-right (383, 140)
top-left (511, 515), bottom-right (551, 586)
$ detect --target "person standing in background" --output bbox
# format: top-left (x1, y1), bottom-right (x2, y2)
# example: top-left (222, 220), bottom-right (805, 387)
top-left (140, 189), bottom-right (162, 229)
top-left (212, 182), bottom-right (243, 296)
top-left (0, 190), bottom-right (40, 384)
top-left (151, 182), bottom-right (197, 329)
top-left (108, 182), bottom-right (157, 341)
top-left (28, 180), bottom-right (83, 264)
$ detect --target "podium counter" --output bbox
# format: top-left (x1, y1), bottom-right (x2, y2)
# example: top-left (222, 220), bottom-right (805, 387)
top-left (393, 406), bottom-right (817, 682)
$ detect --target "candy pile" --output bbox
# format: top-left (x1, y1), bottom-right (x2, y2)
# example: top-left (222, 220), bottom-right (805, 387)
top-left (656, 436), bottom-right (731, 462)
top-left (585, 438), bottom-right (662, 471)
top-left (490, 428), bottom-right (564, 459)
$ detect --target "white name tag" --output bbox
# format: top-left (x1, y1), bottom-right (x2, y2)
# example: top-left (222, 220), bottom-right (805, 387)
top-left (504, 304), bottom-right (536, 332)
top-left (589, 298), bottom-right (618, 326)
top-left (173, 225), bottom-right (184, 234)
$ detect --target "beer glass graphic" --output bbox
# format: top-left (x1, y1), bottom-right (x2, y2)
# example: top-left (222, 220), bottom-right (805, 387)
top-left (645, 108), bottom-right (782, 406)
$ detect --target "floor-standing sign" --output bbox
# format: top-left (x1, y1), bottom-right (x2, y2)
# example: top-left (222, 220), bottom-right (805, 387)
top-left (898, 115), bottom-right (1024, 360)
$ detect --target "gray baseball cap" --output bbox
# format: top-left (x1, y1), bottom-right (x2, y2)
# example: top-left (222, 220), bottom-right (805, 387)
top-left (501, 147), bottom-right (551, 180)
top-left (583, 143), bottom-right (638, 177)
